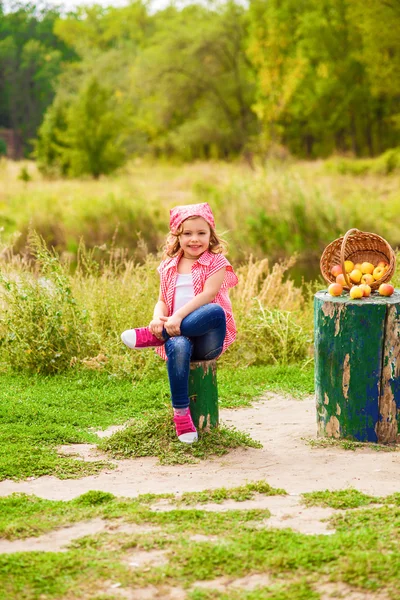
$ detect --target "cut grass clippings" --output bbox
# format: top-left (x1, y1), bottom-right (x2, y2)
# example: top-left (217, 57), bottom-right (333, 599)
top-left (0, 364), bottom-right (312, 480)
top-left (1, 487), bottom-right (400, 599)
top-left (99, 407), bottom-right (262, 465)
top-left (304, 436), bottom-right (400, 452)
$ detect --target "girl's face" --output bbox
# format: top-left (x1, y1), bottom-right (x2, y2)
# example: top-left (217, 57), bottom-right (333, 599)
top-left (179, 217), bottom-right (211, 259)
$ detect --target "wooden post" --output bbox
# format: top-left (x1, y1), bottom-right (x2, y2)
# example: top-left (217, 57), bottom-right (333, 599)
top-left (189, 359), bottom-right (218, 431)
top-left (314, 290), bottom-right (400, 443)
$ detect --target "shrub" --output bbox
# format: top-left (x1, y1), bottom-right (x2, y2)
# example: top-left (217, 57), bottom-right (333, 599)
top-left (0, 233), bottom-right (99, 373)
top-left (0, 233), bottom-right (313, 375)
top-left (223, 256), bottom-right (311, 367)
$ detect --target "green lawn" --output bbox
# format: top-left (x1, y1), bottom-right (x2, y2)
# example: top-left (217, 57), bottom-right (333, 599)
top-left (0, 364), bottom-right (314, 479)
top-left (1, 486), bottom-right (400, 600)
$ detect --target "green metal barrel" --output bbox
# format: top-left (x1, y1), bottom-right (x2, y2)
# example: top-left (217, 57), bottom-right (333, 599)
top-left (314, 290), bottom-right (400, 443)
top-left (189, 359), bottom-right (218, 431)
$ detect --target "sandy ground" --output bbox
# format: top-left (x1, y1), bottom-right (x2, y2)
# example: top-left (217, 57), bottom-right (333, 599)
top-left (1, 394), bottom-right (398, 599)
top-left (1, 393), bottom-right (399, 502)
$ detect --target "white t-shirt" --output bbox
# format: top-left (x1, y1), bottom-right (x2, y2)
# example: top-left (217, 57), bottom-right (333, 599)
top-left (173, 273), bottom-right (195, 314)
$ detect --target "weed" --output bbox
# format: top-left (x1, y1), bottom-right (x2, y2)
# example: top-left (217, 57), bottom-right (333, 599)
top-left (304, 437), bottom-right (399, 452)
top-left (302, 489), bottom-right (382, 510)
top-left (0, 233), bottom-right (99, 373)
top-left (178, 481), bottom-right (286, 505)
top-left (99, 407), bottom-right (262, 465)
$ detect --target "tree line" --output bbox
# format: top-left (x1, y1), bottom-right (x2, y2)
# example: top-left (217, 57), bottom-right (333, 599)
top-left (1, 0), bottom-right (399, 176)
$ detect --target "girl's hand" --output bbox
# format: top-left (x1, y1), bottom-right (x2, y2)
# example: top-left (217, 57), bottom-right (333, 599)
top-left (160, 315), bottom-right (182, 336)
top-left (149, 317), bottom-right (165, 340)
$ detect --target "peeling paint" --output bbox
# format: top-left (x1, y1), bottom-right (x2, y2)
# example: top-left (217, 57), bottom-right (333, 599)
top-left (321, 302), bottom-right (336, 318)
top-left (189, 360), bottom-right (219, 431)
top-left (325, 416), bottom-right (341, 439)
top-left (320, 303), bottom-right (344, 337)
top-left (190, 359), bottom-right (217, 377)
top-left (342, 354), bottom-right (350, 400)
top-left (334, 305), bottom-right (345, 337)
top-left (324, 393), bottom-right (329, 405)
top-left (336, 404), bottom-right (341, 416)
top-left (377, 305), bottom-right (400, 443)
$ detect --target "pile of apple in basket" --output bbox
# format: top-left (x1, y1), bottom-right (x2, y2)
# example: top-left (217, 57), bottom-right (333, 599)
top-left (320, 228), bottom-right (397, 300)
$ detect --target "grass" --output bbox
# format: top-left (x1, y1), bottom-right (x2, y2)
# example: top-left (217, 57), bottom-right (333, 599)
top-left (177, 481), bottom-right (287, 505)
top-left (187, 583), bottom-right (320, 600)
top-left (2, 157), bottom-right (400, 266)
top-left (99, 409), bottom-right (262, 465)
top-left (301, 489), bottom-right (383, 510)
top-left (304, 437), bottom-right (400, 452)
top-left (302, 489), bottom-right (400, 510)
top-left (0, 483), bottom-right (281, 540)
top-left (0, 365), bottom-right (313, 480)
top-left (1, 487), bottom-right (400, 599)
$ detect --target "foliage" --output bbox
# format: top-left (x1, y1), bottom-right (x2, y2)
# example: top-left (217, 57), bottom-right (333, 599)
top-left (99, 405), bottom-right (262, 465)
top-left (130, 1), bottom-right (258, 160)
top-left (4, 158), bottom-right (400, 268)
top-left (0, 232), bottom-right (99, 373)
top-left (0, 4), bottom-right (75, 155)
top-left (225, 257), bottom-right (310, 367)
top-left (5, 0), bottom-right (399, 162)
top-left (0, 234), bottom-right (312, 373)
top-left (36, 78), bottom-right (127, 178)
top-left (247, 0), bottom-right (400, 158)
top-left (325, 147), bottom-right (400, 176)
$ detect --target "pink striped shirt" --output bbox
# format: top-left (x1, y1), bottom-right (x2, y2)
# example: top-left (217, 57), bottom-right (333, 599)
top-left (155, 250), bottom-right (238, 361)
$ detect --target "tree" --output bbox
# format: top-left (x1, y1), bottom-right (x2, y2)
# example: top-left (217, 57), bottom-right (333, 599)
top-left (129, 2), bottom-right (258, 160)
top-left (247, 0), bottom-right (400, 157)
top-left (0, 3), bottom-right (75, 155)
top-left (36, 78), bottom-right (126, 178)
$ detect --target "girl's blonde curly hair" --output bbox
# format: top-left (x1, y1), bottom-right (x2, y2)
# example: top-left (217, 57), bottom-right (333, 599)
top-left (163, 216), bottom-right (227, 258)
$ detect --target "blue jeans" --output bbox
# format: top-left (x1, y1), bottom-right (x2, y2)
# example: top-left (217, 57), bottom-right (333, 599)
top-left (163, 304), bottom-right (226, 409)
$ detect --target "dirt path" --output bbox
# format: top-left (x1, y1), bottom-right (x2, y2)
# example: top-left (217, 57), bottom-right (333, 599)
top-left (1, 393), bottom-right (399, 501)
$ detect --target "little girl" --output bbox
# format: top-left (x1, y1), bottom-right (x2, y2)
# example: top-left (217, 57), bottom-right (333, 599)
top-left (121, 202), bottom-right (238, 444)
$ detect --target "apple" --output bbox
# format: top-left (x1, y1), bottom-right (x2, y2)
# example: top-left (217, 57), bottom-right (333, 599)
top-left (336, 273), bottom-right (347, 286)
top-left (359, 284), bottom-right (371, 297)
top-left (344, 260), bottom-right (354, 273)
top-left (373, 266), bottom-right (385, 280)
top-left (361, 273), bottom-right (374, 285)
top-left (350, 286), bottom-right (363, 299)
top-left (331, 265), bottom-right (342, 277)
top-left (349, 269), bottom-right (362, 283)
top-left (354, 263), bottom-right (363, 271)
top-left (378, 261), bottom-right (388, 268)
top-left (328, 283), bottom-right (343, 297)
top-left (361, 262), bottom-right (374, 275)
top-left (379, 283), bottom-right (394, 296)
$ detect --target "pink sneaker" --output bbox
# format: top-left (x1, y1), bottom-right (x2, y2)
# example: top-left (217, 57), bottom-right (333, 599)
top-left (121, 328), bottom-right (165, 349)
top-left (173, 409), bottom-right (198, 444)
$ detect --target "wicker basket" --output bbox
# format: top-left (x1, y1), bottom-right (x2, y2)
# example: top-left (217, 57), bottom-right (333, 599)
top-left (320, 228), bottom-right (396, 289)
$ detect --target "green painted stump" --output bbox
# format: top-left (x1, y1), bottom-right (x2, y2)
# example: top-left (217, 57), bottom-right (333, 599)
top-left (189, 359), bottom-right (218, 431)
top-left (314, 290), bottom-right (400, 443)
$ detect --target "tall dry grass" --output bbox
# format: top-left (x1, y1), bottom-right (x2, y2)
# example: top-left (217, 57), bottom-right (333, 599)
top-left (0, 235), bottom-right (312, 374)
top-left (1, 157), bottom-right (400, 266)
